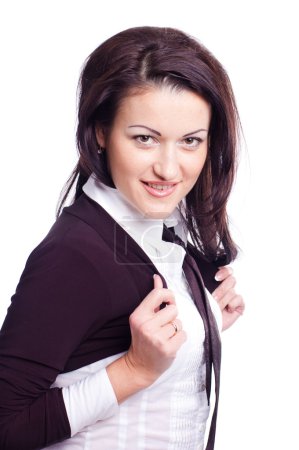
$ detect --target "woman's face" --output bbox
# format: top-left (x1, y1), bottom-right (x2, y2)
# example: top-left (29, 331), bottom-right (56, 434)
top-left (96, 85), bottom-right (211, 219)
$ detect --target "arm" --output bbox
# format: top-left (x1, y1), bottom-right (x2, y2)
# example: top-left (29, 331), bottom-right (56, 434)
top-left (0, 237), bottom-right (114, 449)
top-left (0, 233), bottom-right (185, 449)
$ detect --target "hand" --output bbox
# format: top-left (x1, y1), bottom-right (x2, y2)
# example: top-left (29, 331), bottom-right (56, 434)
top-left (125, 274), bottom-right (187, 387)
top-left (106, 275), bottom-right (187, 403)
top-left (212, 266), bottom-right (245, 331)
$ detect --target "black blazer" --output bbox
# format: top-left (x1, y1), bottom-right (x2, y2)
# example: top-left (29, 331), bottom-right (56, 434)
top-left (0, 193), bottom-right (220, 449)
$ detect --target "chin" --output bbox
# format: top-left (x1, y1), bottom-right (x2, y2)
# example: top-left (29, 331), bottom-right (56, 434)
top-left (142, 208), bottom-right (175, 220)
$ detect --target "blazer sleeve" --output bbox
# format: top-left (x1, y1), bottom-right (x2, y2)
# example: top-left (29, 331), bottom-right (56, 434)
top-left (0, 227), bottom-right (115, 449)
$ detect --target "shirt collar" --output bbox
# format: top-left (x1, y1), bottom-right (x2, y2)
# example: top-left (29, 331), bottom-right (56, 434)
top-left (82, 174), bottom-right (187, 244)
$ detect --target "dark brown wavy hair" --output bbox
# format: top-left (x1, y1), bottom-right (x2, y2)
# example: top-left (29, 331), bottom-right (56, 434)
top-left (58, 26), bottom-right (241, 263)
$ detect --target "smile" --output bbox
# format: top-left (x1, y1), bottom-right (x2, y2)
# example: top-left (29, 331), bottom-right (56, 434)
top-left (147, 183), bottom-right (173, 191)
top-left (141, 181), bottom-right (178, 198)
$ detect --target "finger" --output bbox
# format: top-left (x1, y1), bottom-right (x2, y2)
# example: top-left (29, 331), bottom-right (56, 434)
top-left (212, 275), bottom-right (236, 302)
top-left (153, 274), bottom-right (169, 313)
top-left (154, 304), bottom-right (179, 327)
top-left (167, 319), bottom-right (182, 338)
top-left (215, 266), bottom-right (233, 282)
top-left (148, 319), bottom-right (183, 342)
top-left (215, 289), bottom-right (236, 311)
top-left (134, 287), bottom-right (176, 316)
top-left (149, 329), bottom-right (187, 359)
top-left (222, 309), bottom-right (243, 331)
top-left (153, 274), bottom-right (163, 289)
top-left (226, 295), bottom-right (245, 314)
top-left (143, 313), bottom-right (181, 338)
top-left (159, 319), bottom-right (183, 339)
top-left (165, 330), bottom-right (187, 355)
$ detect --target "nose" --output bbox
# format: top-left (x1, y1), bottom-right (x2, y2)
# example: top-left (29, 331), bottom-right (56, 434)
top-left (153, 145), bottom-right (179, 180)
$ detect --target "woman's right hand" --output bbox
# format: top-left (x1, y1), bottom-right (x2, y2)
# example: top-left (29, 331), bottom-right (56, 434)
top-left (106, 274), bottom-right (187, 402)
top-left (125, 274), bottom-right (187, 387)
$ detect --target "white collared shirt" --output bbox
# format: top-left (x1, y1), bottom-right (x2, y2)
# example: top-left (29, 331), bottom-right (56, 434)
top-left (48, 175), bottom-right (221, 450)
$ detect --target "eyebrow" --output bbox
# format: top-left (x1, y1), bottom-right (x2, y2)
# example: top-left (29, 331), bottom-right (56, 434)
top-left (128, 125), bottom-right (161, 136)
top-left (128, 125), bottom-right (208, 137)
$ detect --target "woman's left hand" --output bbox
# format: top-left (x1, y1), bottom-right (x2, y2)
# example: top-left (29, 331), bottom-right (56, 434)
top-left (212, 266), bottom-right (245, 331)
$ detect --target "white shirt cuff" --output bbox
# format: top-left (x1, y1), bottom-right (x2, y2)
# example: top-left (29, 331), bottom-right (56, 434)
top-left (62, 368), bottom-right (119, 437)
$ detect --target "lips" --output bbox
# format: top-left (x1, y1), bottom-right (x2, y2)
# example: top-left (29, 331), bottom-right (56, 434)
top-left (146, 182), bottom-right (173, 191)
top-left (141, 181), bottom-right (178, 197)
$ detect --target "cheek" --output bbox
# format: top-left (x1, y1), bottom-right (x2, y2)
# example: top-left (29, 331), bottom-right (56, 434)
top-left (107, 151), bottom-right (137, 183)
top-left (186, 154), bottom-right (207, 183)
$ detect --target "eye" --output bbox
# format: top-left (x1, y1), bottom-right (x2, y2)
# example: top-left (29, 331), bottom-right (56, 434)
top-left (134, 135), bottom-right (156, 145)
top-left (183, 137), bottom-right (203, 148)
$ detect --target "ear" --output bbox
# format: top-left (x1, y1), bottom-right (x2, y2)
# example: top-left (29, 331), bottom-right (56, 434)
top-left (95, 126), bottom-right (106, 148)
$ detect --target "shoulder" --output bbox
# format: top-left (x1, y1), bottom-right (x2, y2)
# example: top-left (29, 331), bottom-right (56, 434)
top-left (9, 204), bottom-right (113, 307)
top-left (28, 196), bottom-right (112, 270)
top-left (15, 194), bottom-right (154, 309)
top-left (18, 194), bottom-right (142, 297)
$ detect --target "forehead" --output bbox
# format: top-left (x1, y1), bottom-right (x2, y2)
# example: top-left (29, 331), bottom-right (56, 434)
top-left (114, 85), bottom-right (211, 132)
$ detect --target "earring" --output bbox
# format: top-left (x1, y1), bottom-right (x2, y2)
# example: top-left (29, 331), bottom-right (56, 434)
top-left (97, 146), bottom-right (103, 155)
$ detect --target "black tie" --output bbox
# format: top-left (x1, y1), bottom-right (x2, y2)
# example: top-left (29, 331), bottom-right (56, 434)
top-left (162, 225), bottom-right (221, 450)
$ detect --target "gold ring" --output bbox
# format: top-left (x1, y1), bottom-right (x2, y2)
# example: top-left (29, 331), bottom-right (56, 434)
top-left (170, 321), bottom-right (178, 334)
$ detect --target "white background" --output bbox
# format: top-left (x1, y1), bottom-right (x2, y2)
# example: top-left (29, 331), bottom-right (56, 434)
top-left (0, 1), bottom-right (298, 448)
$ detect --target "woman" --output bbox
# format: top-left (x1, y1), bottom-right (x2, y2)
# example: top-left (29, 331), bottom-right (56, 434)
top-left (0, 26), bottom-right (244, 449)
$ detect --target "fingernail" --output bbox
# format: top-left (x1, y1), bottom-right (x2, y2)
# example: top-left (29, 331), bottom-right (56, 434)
top-left (212, 293), bottom-right (219, 301)
top-left (214, 273), bottom-right (221, 281)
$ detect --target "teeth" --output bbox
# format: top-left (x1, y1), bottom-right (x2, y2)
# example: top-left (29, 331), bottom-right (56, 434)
top-left (147, 183), bottom-right (173, 190)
